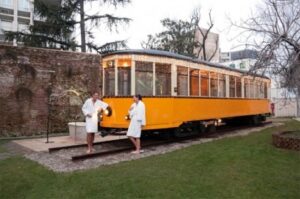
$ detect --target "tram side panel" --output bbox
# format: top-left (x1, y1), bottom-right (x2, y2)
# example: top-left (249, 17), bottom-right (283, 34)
top-left (101, 97), bottom-right (270, 130)
top-left (172, 98), bottom-right (270, 123)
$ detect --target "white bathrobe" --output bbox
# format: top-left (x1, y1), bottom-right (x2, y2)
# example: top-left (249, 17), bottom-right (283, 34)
top-left (127, 101), bottom-right (146, 138)
top-left (82, 98), bottom-right (108, 133)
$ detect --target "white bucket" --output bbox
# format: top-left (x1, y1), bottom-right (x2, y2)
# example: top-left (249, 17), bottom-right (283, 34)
top-left (68, 122), bottom-right (86, 141)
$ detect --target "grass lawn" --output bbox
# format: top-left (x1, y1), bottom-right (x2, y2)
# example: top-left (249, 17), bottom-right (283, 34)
top-left (0, 120), bottom-right (300, 199)
top-left (0, 140), bottom-right (8, 153)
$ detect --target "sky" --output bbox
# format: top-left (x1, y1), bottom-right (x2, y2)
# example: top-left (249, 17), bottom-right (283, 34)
top-left (83, 0), bottom-right (263, 52)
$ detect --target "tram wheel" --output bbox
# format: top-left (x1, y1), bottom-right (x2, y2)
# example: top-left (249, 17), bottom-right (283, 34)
top-left (206, 124), bottom-right (216, 133)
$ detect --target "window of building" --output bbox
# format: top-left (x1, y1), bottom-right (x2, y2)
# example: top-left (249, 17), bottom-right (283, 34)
top-left (218, 74), bottom-right (226, 97)
top-left (18, 23), bottom-right (29, 33)
top-left (190, 68), bottom-right (199, 96)
top-left (177, 66), bottom-right (188, 96)
top-left (1, 0), bottom-right (13, 9)
top-left (236, 77), bottom-right (242, 97)
top-left (155, 63), bottom-right (171, 96)
top-left (229, 76), bottom-right (236, 97)
top-left (135, 61), bottom-right (153, 96)
top-left (229, 63), bottom-right (235, 68)
top-left (201, 71), bottom-right (209, 97)
top-left (0, 20), bottom-right (13, 32)
top-left (239, 61), bottom-right (246, 69)
top-left (210, 72), bottom-right (218, 97)
top-left (104, 60), bottom-right (115, 96)
top-left (18, 0), bottom-right (30, 11)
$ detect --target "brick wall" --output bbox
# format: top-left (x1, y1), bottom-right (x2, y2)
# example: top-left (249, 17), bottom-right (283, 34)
top-left (0, 45), bottom-right (101, 136)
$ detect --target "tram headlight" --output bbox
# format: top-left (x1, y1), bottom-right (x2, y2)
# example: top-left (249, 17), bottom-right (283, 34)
top-left (104, 106), bottom-right (112, 116)
top-left (125, 114), bottom-right (130, 120)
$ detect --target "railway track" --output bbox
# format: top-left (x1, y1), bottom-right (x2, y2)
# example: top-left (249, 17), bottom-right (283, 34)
top-left (49, 121), bottom-right (273, 161)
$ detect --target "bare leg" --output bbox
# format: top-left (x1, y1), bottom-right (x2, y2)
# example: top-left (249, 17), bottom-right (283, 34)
top-left (91, 133), bottom-right (95, 151)
top-left (86, 133), bottom-right (91, 153)
top-left (129, 137), bottom-right (137, 150)
top-left (136, 138), bottom-right (141, 152)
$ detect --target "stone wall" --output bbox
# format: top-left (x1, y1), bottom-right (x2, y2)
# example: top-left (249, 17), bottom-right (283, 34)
top-left (0, 45), bottom-right (101, 136)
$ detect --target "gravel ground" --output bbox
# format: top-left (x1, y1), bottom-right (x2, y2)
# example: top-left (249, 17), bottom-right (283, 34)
top-left (24, 123), bottom-right (281, 173)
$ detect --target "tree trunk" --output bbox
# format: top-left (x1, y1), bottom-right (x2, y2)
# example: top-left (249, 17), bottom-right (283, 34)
top-left (80, 0), bottom-right (86, 52)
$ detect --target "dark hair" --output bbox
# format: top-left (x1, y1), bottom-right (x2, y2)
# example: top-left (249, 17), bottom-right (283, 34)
top-left (135, 94), bottom-right (142, 101)
top-left (91, 91), bottom-right (99, 96)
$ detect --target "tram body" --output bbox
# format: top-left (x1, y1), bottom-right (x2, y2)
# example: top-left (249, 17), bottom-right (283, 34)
top-left (100, 50), bottom-right (271, 134)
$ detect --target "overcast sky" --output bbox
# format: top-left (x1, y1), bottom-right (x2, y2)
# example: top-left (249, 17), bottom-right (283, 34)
top-left (84, 0), bottom-right (263, 52)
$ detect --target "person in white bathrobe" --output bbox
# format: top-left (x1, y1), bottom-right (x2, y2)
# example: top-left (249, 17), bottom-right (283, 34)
top-left (82, 92), bottom-right (108, 153)
top-left (127, 94), bottom-right (146, 154)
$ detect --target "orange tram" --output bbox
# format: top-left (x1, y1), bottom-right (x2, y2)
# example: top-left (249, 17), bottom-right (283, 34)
top-left (100, 49), bottom-right (271, 137)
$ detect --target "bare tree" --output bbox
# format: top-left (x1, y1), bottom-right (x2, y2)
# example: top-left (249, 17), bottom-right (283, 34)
top-left (141, 8), bottom-right (219, 61)
top-left (192, 8), bottom-right (219, 61)
top-left (231, 0), bottom-right (300, 96)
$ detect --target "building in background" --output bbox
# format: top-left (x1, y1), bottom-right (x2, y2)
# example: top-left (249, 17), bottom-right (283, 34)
top-left (0, 0), bottom-right (34, 45)
top-left (220, 49), bottom-right (258, 71)
top-left (194, 28), bottom-right (220, 63)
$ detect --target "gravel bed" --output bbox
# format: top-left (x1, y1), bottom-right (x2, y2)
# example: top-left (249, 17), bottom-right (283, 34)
top-left (25, 123), bottom-right (281, 173)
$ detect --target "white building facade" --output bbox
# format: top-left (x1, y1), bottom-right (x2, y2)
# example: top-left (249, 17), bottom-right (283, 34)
top-left (0, 0), bottom-right (34, 45)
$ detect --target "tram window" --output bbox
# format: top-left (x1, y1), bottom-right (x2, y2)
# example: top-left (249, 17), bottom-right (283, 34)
top-left (254, 81), bottom-right (259, 98)
top-left (218, 74), bottom-right (226, 97)
top-left (118, 67), bottom-right (131, 96)
top-left (258, 81), bottom-right (264, 98)
top-left (201, 71), bottom-right (209, 96)
top-left (104, 60), bottom-right (115, 96)
top-left (244, 79), bottom-right (250, 98)
top-left (177, 66), bottom-right (188, 96)
top-left (229, 76), bottom-right (236, 97)
top-left (264, 82), bottom-right (268, 98)
top-left (210, 72), bottom-right (218, 97)
top-left (155, 63), bottom-right (171, 96)
top-left (249, 80), bottom-right (255, 98)
top-left (135, 61), bottom-right (153, 96)
top-left (190, 68), bottom-right (199, 96)
top-left (236, 77), bottom-right (242, 97)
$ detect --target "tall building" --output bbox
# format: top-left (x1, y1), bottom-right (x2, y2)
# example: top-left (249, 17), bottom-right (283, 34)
top-left (194, 28), bottom-right (220, 63)
top-left (220, 49), bottom-right (258, 71)
top-left (0, 0), bottom-right (34, 45)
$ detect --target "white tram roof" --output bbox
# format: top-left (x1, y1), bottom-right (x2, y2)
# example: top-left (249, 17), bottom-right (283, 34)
top-left (103, 49), bottom-right (269, 79)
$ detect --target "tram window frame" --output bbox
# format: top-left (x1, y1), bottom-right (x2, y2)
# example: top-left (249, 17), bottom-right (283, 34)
top-left (244, 79), bottom-right (250, 98)
top-left (249, 79), bottom-right (255, 98)
top-left (236, 77), bottom-right (242, 98)
top-left (190, 68), bottom-right (200, 96)
top-left (218, 74), bottom-right (226, 97)
top-left (264, 82), bottom-right (268, 99)
top-left (135, 61), bottom-right (153, 96)
top-left (201, 71), bottom-right (209, 97)
top-left (210, 72), bottom-right (218, 97)
top-left (177, 66), bottom-right (188, 96)
top-left (229, 76), bottom-right (236, 98)
top-left (257, 81), bottom-right (264, 98)
top-left (104, 60), bottom-right (115, 96)
top-left (155, 63), bottom-right (171, 96)
top-left (117, 67), bottom-right (131, 96)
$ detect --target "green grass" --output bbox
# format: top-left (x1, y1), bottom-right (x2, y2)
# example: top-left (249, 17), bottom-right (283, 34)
top-left (0, 121), bottom-right (300, 199)
top-left (0, 140), bottom-right (8, 153)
